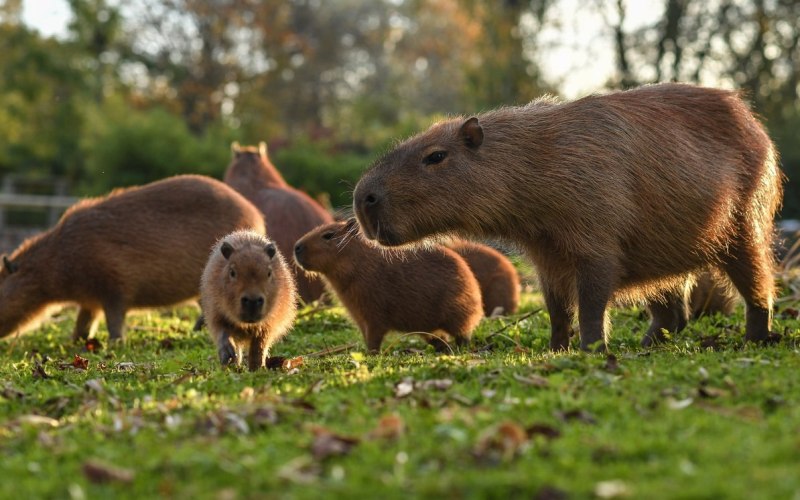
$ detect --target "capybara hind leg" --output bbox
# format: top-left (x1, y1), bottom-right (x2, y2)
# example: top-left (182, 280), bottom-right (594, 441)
top-left (217, 330), bottom-right (238, 367)
top-left (643, 287), bottom-right (689, 347)
top-left (193, 314), bottom-right (206, 332)
top-left (425, 329), bottom-right (458, 352)
top-left (720, 242), bottom-right (774, 342)
top-left (103, 302), bottom-right (127, 341)
top-left (542, 285), bottom-right (575, 351)
top-left (576, 261), bottom-right (615, 352)
top-left (72, 307), bottom-right (99, 341)
top-left (247, 339), bottom-right (269, 371)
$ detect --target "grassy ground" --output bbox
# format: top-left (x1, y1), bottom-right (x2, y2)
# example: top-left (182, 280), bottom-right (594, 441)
top-left (1, 292), bottom-right (799, 499)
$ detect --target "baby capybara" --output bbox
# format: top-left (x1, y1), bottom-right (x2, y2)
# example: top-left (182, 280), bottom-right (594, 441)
top-left (354, 83), bottom-right (783, 351)
top-left (200, 230), bottom-right (296, 371)
top-left (224, 142), bottom-right (333, 304)
top-left (448, 240), bottom-right (520, 317)
top-left (293, 219), bottom-right (483, 353)
top-left (0, 175), bottom-right (265, 341)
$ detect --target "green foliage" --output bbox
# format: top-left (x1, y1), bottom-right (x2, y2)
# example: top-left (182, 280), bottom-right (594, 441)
top-left (1, 295), bottom-right (799, 497)
top-left (76, 99), bottom-right (237, 195)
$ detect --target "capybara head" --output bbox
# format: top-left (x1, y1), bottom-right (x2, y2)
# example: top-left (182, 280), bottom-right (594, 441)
top-left (354, 117), bottom-right (494, 246)
top-left (294, 218), bottom-right (359, 275)
top-left (207, 231), bottom-right (288, 325)
top-left (0, 250), bottom-right (44, 337)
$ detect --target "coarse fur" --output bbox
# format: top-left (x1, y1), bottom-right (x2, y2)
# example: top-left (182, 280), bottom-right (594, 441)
top-left (200, 230), bottom-right (297, 371)
top-left (293, 219), bottom-right (483, 353)
top-left (690, 271), bottom-right (738, 318)
top-left (354, 83), bottom-right (783, 350)
top-left (448, 240), bottom-right (520, 316)
top-left (0, 175), bottom-right (266, 341)
top-left (225, 142), bottom-right (334, 304)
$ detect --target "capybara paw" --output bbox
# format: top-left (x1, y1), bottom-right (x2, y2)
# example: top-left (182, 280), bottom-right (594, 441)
top-left (642, 327), bottom-right (668, 348)
top-left (218, 343), bottom-right (238, 367)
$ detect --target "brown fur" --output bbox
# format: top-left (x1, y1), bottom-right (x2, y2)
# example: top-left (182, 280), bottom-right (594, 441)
top-left (354, 83), bottom-right (783, 350)
top-left (0, 175), bottom-right (266, 341)
top-left (200, 230), bottom-right (296, 370)
top-left (690, 271), bottom-right (738, 318)
top-left (293, 219), bottom-right (483, 353)
top-left (448, 240), bottom-right (520, 316)
top-left (224, 142), bottom-right (334, 304)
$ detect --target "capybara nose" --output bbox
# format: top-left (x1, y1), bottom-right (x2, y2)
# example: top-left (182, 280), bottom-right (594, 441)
top-left (294, 243), bottom-right (304, 257)
top-left (241, 295), bottom-right (265, 311)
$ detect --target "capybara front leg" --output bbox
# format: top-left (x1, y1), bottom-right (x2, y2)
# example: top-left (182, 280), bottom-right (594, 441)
top-left (73, 307), bottom-right (99, 341)
top-left (217, 330), bottom-right (238, 367)
top-left (576, 260), bottom-right (615, 352)
top-left (720, 240), bottom-right (774, 342)
top-left (364, 327), bottom-right (387, 355)
top-left (103, 301), bottom-right (127, 341)
top-left (643, 285), bottom-right (689, 347)
top-left (542, 285), bottom-right (575, 351)
top-left (247, 339), bottom-right (269, 372)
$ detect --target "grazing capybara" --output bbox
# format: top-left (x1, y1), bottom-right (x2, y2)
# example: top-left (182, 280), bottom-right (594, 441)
top-left (224, 142), bottom-right (334, 304)
top-left (354, 83), bottom-right (783, 351)
top-left (200, 230), bottom-right (296, 371)
top-left (448, 240), bottom-right (520, 317)
top-left (293, 219), bottom-right (483, 353)
top-left (0, 175), bottom-right (265, 341)
top-left (690, 272), bottom-right (738, 318)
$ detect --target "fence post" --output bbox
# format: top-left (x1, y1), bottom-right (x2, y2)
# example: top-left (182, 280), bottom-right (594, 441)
top-left (0, 176), bottom-right (13, 231)
top-left (49, 178), bottom-right (68, 226)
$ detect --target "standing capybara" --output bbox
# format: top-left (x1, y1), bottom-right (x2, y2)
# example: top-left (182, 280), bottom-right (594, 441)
top-left (448, 240), bottom-right (520, 317)
top-left (224, 142), bottom-right (334, 304)
top-left (200, 230), bottom-right (296, 371)
top-left (0, 175), bottom-right (265, 341)
top-left (354, 83), bottom-right (783, 351)
top-left (293, 219), bottom-right (483, 353)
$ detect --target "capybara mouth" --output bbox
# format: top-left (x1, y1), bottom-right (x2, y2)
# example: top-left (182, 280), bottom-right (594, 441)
top-left (239, 311), bottom-right (264, 324)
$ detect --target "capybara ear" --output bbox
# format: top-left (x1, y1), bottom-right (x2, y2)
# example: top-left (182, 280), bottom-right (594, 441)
top-left (3, 255), bottom-right (17, 274)
top-left (221, 241), bottom-right (235, 260)
top-left (265, 243), bottom-right (276, 259)
top-left (258, 141), bottom-right (268, 159)
top-left (459, 117), bottom-right (483, 149)
top-left (231, 141), bottom-right (241, 157)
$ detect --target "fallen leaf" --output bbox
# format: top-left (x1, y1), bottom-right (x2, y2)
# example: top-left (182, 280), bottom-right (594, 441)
top-left (85, 379), bottom-right (106, 395)
top-left (473, 421), bottom-right (529, 463)
top-left (697, 386), bottom-right (729, 399)
top-left (251, 407), bottom-right (279, 427)
top-left (31, 361), bottom-right (50, 380)
top-left (282, 356), bottom-right (304, 371)
top-left (555, 409), bottom-right (597, 425)
top-left (595, 480), bottom-right (630, 498)
top-left (72, 354), bottom-right (89, 370)
top-left (513, 373), bottom-right (549, 387)
top-left (394, 378), bottom-right (414, 398)
top-left (13, 414), bottom-right (60, 428)
top-left (1, 384), bottom-right (24, 400)
top-left (667, 397), bottom-right (694, 410)
top-left (368, 414), bottom-right (405, 440)
top-left (780, 307), bottom-right (800, 319)
top-left (82, 460), bottom-right (135, 484)
top-left (527, 423), bottom-right (561, 440)
top-left (277, 455), bottom-right (322, 484)
top-left (115, 362), bottom-right (135, 371)
top-left (309, 426), bottom-right (359, 460)
top-left (417, 379), bottom-right (453, 391)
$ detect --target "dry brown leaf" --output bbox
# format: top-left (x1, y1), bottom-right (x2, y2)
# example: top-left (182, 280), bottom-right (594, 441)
top-left (82, 460), bottom-right (135, 484)
top-left (555, 409), bottom-right (597, 425)
top-left (473, 421), bottom-right (529, 462)
top-left (527, 423), bottom-right (561, 440)
top-left (513, 373), bottom-right (549, 387)
top-left (309, 426), bottom-right (359, 460)
top-left (394, 378), bottom-right (414, 398)
top-left (72, 354), bottom-right (89, 370)
top-left (368, 414), bottom-right (405, 440)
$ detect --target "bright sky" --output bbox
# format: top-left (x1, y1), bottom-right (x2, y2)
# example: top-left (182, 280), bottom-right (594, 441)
top-left (20, 0), bottom-right (664, 99)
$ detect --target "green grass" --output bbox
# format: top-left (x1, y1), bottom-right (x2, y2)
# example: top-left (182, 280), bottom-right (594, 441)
top-left (1, 296), bottom-right (799, 499)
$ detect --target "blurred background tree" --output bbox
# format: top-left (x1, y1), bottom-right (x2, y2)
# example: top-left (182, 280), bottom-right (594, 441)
top-left (0, 0), bottom-right (797, 214)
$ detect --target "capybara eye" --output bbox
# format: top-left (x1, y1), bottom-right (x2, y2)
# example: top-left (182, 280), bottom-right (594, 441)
top-left (229, 269), bottom-right (236, 279)
top-left (322, 231), bottom-right (335, 240)
top-left (423, 151), bottom-right (447, 165)
top-left (267, 270), bottom-right (272, 278)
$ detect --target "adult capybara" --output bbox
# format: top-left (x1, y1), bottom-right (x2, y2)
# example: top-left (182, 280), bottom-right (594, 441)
top-left (200, 231), bottom-right (296, 371)
top-left (690, 272), bottom-right (738, 318)
top-left (224, 142), bottom-right (334, 304)
top-left (354, 83), bottom-right (783, 351)
top-left (448, 240), bottom-right (520, 317)
top-left (0, 175), bottom-right (265, 341)
top-left (293, 219), bottom-right (483, 353)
